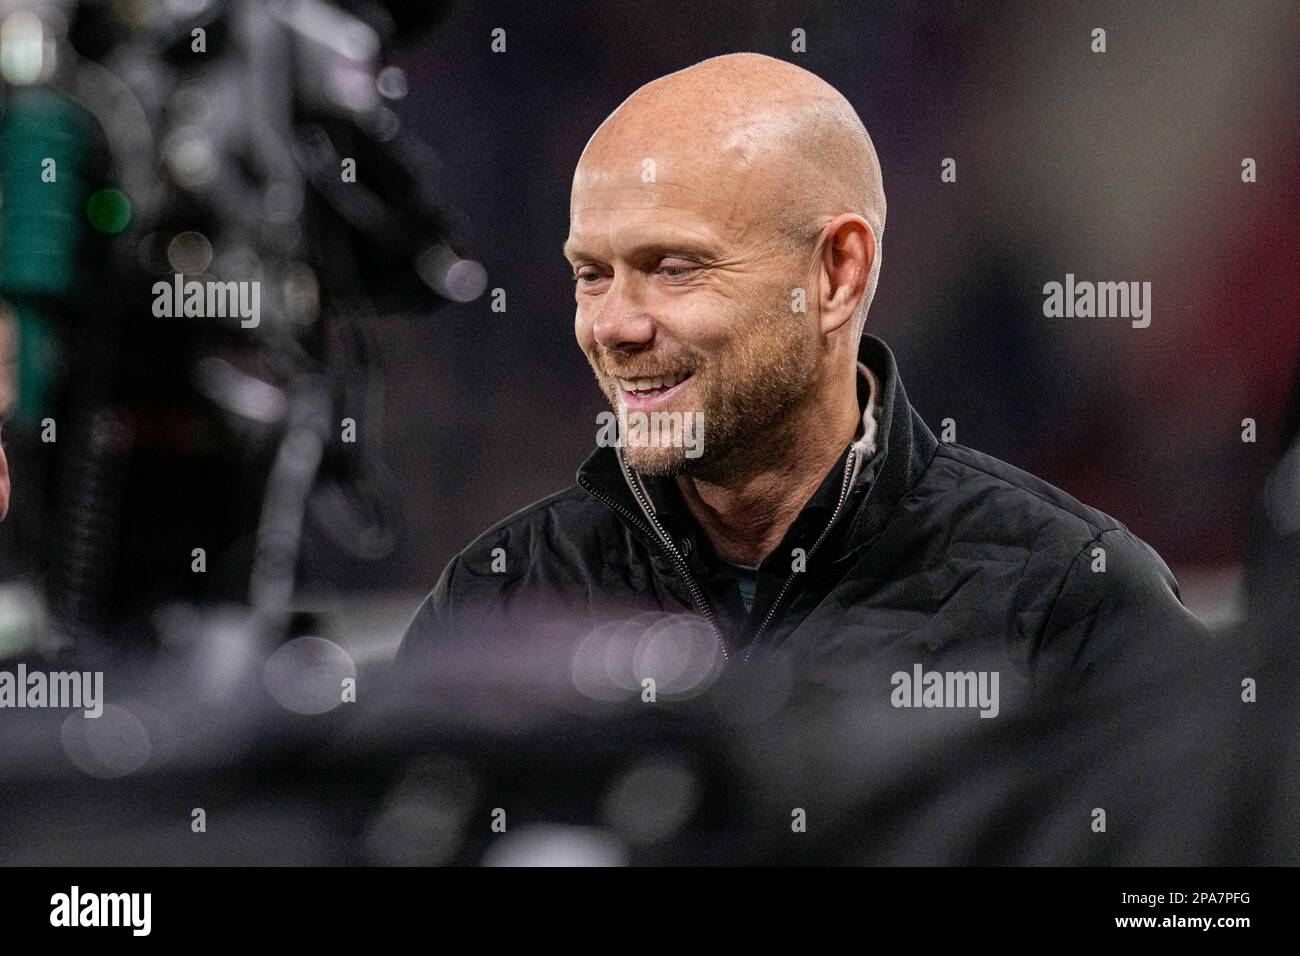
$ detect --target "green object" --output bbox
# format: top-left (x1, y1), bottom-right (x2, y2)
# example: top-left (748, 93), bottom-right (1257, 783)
top-left (85, 187), bottom-right (131, 234)
top-left (14, 300), bottom-right (54, 428)
top-left (0, 88), bottom-right (101, 296)
top-left (0, 89), bottom-right (111, 422)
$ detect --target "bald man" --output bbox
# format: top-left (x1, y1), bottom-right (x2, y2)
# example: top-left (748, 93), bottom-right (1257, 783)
top-left (400, 54), bottom-right (1205, 701)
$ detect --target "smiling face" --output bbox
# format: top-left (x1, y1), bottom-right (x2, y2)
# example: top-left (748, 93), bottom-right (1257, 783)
top-left (566, 116), bottom-right (823, 478)
top-left (565, 55), bottom-right (886, 481)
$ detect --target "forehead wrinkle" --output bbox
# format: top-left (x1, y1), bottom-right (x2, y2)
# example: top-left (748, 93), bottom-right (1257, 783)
top-left (572, 176), bottom-right (726, 209)
top-left (570, 170), bottom-right (756, 251)
top-left (567, 210), bottom-right (726, 264)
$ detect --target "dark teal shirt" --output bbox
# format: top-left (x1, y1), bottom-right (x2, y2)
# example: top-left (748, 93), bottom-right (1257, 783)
top-left (724, 561), bottom-right (761, 613)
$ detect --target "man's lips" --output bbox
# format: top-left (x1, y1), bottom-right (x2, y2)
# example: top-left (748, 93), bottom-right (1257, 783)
top-left (613, 371), bottom-right (695, 410)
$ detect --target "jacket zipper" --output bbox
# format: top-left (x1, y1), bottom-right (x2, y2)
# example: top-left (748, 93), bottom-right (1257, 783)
top-left (743, 447), bottom-right (859, 662)
top-left (577, 475), bottom-right (730, 663)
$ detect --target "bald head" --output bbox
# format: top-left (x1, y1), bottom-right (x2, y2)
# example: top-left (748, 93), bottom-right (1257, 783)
top-left (567, 54), bottom-right (886, 479)
top-left (576, 53), bottom-right (885, 304)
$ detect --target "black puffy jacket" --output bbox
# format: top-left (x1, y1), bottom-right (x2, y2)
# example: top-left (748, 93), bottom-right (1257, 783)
top-left (398, 335), bottom-right (1207, 703)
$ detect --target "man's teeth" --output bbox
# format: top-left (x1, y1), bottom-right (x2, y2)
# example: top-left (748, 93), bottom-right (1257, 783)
top-left (618, 372), bottom-right (689, 395)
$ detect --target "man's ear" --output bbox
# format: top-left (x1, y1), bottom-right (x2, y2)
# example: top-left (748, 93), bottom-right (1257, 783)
top-left (814, 214), bottom-right (874, 336)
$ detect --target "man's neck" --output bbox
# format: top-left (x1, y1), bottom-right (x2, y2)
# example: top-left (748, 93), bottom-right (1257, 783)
top-left (675, 369), bottom-right (863, 567)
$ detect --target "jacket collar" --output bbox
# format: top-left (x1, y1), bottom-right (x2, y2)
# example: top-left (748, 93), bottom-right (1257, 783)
top-left (576, 334), bottom-right (938, 560)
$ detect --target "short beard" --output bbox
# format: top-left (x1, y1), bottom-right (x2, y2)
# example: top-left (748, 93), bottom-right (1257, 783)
top-left (588, 299), bottom-right (818, 481)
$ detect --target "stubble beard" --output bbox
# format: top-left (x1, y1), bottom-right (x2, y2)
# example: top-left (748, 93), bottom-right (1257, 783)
top-left (587, 300), bottom-right (818, 481)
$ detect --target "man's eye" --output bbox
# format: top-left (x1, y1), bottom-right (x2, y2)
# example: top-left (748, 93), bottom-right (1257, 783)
top-left (657, 263), bottom-right (700, 279)
top-left (573, 270), bottom-right (604, 285)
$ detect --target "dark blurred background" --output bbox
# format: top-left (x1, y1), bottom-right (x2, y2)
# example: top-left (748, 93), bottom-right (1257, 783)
top-left (3, 1), bottom-right (1292, 641)
top-left (0, 0), bottom-right (1295, 868)
top-left (342, 0), bottom-right (1298, 634)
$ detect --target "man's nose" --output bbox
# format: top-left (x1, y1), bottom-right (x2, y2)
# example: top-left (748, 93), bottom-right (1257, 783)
top-left (591, 274), bottom-right (655, 353)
